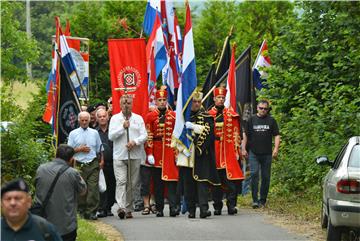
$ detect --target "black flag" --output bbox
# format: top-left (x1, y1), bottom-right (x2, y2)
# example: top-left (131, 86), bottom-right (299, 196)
top-left (234, 46), bottom-right (255, 120)
top-left (56, 62), bottom-right (81, 145)
top-left (202, 34), bottom-right (231, 110)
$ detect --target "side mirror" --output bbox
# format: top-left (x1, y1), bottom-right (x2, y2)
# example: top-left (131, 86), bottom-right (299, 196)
top-left (316, 156), bottom-right (332, 166)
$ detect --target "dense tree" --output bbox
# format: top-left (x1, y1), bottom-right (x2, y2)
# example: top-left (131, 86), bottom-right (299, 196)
top-left (194, 1), bottom-right (294, 85)
top-left (264, 1), bottom-right (360, 197)
top-left (1, 2), bottom-right (39, 84)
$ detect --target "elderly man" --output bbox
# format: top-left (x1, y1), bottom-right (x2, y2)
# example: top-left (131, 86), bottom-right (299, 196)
top-left (1, 178), bottom-right (62, 241)
top-left (68, 111), bottom-right (104, 220)
top-left (175, 91), bottom-right (221, 218)
top-left (109, 95), bottom-right (147, 219)
top-left (96, 108), bottom-right (115, 218)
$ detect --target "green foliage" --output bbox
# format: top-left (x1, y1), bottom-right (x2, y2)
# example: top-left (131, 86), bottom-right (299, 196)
top-left (70, 1), bottom-right (145, 102)
top-left (1, 84), bottom-right (54, 190)
top-left (194, 1), bottom-right (294, 85)
top-left (264, 1), bottom-right (360, 200)
top-left (30, 1), bottom-right (76, 79)
top-left (1, 2), bottom-right (39, 84)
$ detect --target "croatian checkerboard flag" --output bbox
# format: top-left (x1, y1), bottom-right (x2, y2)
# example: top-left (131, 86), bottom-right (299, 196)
top-left (43, 18), bottom-right (60, 125)
top-left (173, 2), bottom-right (197, 149)
top-left (146, 12), bottom-right (167, 79)
top-left (253, 39), bottom-right (271, 90)
top-left (143, 0), bottom-right (161, 36)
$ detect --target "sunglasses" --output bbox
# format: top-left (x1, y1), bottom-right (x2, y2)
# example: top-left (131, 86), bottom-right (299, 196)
top-left (258, 107), bottom-right (269, 110)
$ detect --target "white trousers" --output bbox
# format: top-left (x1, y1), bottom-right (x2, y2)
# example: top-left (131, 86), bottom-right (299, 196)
top-left (113, 158), bottom-right (141, 212)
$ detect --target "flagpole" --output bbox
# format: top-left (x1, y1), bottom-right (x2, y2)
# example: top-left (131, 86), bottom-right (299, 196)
top-left (56, 50), bottom-right (81, 111)
top-left (252, 39), bottom-right (265, 69)
top-left (202, 45), bottom-right (251, 103)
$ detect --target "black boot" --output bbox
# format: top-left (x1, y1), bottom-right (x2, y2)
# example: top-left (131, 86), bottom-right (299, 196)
top-left (200, 210), bottom-right (211, 218)
top-left (213, 209), bottom-right (222, 215)
top-left (169, 208), bottom-right (177, 217)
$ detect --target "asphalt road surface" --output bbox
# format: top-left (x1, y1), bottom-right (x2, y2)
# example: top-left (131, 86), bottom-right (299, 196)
top-left (102, 204), bottom-right (308, 241)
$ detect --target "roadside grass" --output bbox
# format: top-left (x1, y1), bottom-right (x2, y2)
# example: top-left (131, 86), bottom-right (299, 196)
top-left (11, 81), bottom-right (40, 109)
top-left (77, 218), bottom-right (108, 241)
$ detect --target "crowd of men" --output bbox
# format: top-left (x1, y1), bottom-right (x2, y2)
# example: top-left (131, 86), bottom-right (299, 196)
top-left (1, 86), bottom-right (280, 241)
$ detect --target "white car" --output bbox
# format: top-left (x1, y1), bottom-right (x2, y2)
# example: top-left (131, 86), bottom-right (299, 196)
top-left (316, 136), bottom-right (360, 241)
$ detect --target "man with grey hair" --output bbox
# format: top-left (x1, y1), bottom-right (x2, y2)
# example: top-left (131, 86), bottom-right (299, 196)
top-left (109, 95), bottom-right (147, 219)
top-left (68, 111), bottom-right (104, 220)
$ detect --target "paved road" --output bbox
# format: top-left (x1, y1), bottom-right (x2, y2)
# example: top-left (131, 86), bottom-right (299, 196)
top-left (102, 204), bottom-right (308, 241)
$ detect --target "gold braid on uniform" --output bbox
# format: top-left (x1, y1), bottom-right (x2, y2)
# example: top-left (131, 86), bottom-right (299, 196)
top-left (195, 121), bottom-right (211, 155)
top-left (233, 126), bottom-right (241, 151)
top-left (146, 123), bottom-right (154, 148)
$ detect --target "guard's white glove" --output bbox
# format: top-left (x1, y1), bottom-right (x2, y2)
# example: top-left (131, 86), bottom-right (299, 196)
top-left (186, 121), bottom-right (205, 134)
top-left (147, 155), bottom-right (155, 165)
top-left (185, 121), bottom-right (195, 130)
top-left (183, 148), bottom-right (191, 157)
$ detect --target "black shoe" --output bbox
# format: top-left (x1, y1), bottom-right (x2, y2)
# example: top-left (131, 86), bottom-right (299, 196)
top-left (188, 212), bottom-right (195, 218)
top-left (156, 211), bottom-right (164, 217)
top-left (200, 210), bottom-right (211, 218)
top-left (97, 210), bottom-right (107, 218)
top-left (107, 210), bottom-right (114, 216)
top-left (170, 209), bottom-right (177, 217)
top-left (117, 209), bottom-right (125, 219)
top-left (227, 207), bottom-right (237, 215)
top-left (214, 209), bottom-right (222, 216)
top-left (134, 205), bottom-right (144, 212)
top-left (252, 202), bottom-right (259, 209)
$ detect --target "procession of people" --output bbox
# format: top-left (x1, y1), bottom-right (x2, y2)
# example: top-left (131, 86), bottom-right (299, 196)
top-left (65, 86), bottom-right (280, 221)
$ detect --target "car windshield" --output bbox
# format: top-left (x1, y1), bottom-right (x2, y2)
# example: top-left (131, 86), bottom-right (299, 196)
top-left (348, 144), bottom-right (360, 168)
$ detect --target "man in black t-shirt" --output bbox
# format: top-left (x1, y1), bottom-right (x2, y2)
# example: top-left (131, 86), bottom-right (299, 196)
top-left (242, 100), bottom-right (280, 209)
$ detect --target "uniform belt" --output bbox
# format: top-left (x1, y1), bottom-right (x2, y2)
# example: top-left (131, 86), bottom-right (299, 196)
top-left (215, 137), bottom-right (221, 140)
top-left (153, 137), bottom-right (163, 141)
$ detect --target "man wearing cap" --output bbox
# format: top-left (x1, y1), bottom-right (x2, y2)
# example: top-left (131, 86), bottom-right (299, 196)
top-left (68, 111), bottom-right (104, 220)
top-left (1, 178), bottom-right (62, 241)
top-left (208, 86), bottom-right (244, 215)
top-left (109, 94), bottom-right (147, 219)
top-left (174, 90), bottom-right (221, 218)
top-left (145, 86), bottom-right (179, 217)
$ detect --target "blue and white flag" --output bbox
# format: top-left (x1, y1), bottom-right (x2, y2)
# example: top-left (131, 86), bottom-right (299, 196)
top-left (173, 2), bottom-right (197, 149)
top-left (143, 0), bottom-right (161, 36)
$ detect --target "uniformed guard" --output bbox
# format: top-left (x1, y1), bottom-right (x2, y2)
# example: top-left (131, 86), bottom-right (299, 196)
top-left (145, 86), bottom-right (179, 217)
top-left (208, 86), bottom-right (244, 215)
top-left (175, 90), bottom-right (221, 218)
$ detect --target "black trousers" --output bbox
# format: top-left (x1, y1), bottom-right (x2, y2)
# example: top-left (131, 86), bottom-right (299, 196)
top-left (153, 168), bottom-right (179, 212)
top-left (99, 164), bottom-right (116, 211)
top-left (212, 169), bottom-right (238, 211)
top-left (180, 167), bottom-right (209, 214)
top-left (61, 229), bottom-right (77, 241)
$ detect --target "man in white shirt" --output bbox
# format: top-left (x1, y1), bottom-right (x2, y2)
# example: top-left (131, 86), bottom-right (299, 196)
top-left (68, 111), bottom-right (103, 220)
top-left (109, 95), bottom-right (147, 219)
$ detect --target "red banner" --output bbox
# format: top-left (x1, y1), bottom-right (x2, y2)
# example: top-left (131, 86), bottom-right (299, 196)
top-left (108, 39), bottom-right (148, 118)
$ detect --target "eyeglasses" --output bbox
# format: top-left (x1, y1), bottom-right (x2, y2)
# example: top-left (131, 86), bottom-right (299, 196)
top-left (258, 107), bottom-right (269, 110)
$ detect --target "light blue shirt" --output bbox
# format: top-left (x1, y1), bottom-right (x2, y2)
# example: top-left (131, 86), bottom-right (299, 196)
top-left (68, 127), bottom-right (103, 163)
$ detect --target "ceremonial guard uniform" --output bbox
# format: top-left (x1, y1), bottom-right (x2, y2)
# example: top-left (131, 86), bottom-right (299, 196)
top-left (208, 87), bottom-right (244, 215)
top-left (175, 91), bottom-right (221, 218)
top-left (145, 87), bottom-right (179, 217)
